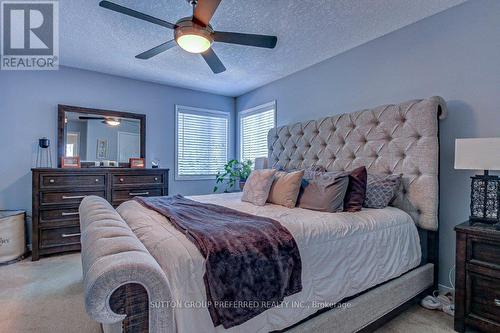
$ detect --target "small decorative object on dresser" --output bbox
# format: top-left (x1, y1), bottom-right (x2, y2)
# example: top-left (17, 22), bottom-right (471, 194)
top-left (31, 168), bottom-right (169, 260)
top-left (61, 156), bottom-right (81, 168)
top-left (36, 137), bottom-right (52, 168)
top-left (129, 158), bottom-right (145, 169)
top-left (455, 138), bottom-right (500, 224)
top-left (455, 221), bottom-right (500, 333)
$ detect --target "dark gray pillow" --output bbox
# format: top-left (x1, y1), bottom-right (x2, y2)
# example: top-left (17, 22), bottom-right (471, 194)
top-left (298, 171), bottom-right (349, 212)
top-left (363, 174), bottom-right (402, 209)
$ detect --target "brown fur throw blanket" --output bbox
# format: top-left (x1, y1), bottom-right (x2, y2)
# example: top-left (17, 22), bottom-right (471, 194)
top-left (135, 195), bottom-right (302, 328)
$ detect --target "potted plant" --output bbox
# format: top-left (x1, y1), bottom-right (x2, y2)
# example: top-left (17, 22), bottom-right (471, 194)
top-left (213, 159), bottom-right (253, 192)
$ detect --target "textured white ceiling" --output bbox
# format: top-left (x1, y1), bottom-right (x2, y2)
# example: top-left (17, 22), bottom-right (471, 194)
top-left (60, 0), bottom-right (467, 96)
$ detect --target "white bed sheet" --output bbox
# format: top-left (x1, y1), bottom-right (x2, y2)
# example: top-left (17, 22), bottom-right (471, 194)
top-left (117, 192), bottom-right (421, 333)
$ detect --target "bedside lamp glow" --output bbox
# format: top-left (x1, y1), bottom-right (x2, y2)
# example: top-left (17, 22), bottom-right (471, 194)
top-left (455, 138), bottom-right (500, 223)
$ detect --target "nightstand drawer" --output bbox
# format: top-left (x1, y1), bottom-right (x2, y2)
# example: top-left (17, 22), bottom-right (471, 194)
top-left (469, 272), bottom-right (500, 324)
top-left (468, 236), bottom-right (500, 269)
top-left (112, 174), bottom-right (164, 186)
top-left (41, 174), bottom-right (105, 188)
top-left (40, 226), bottom-right (81, 249)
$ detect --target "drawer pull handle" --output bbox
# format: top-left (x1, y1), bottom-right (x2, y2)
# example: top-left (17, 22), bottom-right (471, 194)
top-left (61, 232), bottom-right (81, 238)
top-left (154, 177), bottom-right (158, 181)
top-left (62, 195), bottom-right (86, 200)
top-left (61, 212), bottom-right (79, 217)
top-left (129, 192), bottom-right (149, 196)
top-left (49, 179), bottom-right (55, 183)
top-left (120, 178), bottom-right (124, 182)
top-left (495, 299), bottom-right (500, 307)
top-left (95, 179), bottom-right (99, 182)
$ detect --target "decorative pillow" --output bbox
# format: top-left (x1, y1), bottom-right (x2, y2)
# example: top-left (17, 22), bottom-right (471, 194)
top-left (343, 166), bottom-right (367, 212)
top-left (298, 171), bottom-right (349, 212)
top-left (363, 174), bottom-right (402, 209)
top-left (267, 170), bottom-right (305, 208)
top-left (241, 169), bottom-right (277, 206)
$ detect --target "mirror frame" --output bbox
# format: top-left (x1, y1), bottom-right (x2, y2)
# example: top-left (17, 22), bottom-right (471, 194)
top-left (57, 104), bottom-right (146, 168)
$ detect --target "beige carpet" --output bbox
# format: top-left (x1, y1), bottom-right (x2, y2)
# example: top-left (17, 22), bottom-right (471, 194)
top-left (0, 254), bottom-right (459, 333)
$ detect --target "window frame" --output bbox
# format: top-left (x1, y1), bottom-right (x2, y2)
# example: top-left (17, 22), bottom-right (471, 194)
top-left (238, 100), bottom-right (277, 163)
top-left (175, 105), bottom-right (230, 181)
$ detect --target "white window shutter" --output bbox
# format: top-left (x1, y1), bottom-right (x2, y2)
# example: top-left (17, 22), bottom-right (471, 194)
top-left (176, 106), bottom-right (229, 180)
top-left (240, 101), bottom-right (276, 164)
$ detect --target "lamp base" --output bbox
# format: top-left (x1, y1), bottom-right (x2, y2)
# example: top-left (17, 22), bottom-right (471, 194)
top-left (469, 172), bottom-right (499, 223)
top-left (469, 216), bottom-right (499, 224)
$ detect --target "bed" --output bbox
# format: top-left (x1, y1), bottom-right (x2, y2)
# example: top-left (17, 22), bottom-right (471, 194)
top-left (79, 96), bottom-right (447, 333)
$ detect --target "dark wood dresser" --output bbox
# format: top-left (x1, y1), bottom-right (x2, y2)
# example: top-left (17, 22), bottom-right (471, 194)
top-left (31, 168), bottom-right (169, 260)
top-left (455, 221), bottom-right (500, 332)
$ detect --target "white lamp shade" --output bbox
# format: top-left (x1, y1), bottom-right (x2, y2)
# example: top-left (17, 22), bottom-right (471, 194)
top-left (454, 138), bottom-right (500, 170)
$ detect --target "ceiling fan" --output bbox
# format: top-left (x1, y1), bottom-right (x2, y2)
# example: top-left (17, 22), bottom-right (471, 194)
top-left (99, 0), bottom-right (278, 74)
top-left (78, 116), bottom-right (121, 126)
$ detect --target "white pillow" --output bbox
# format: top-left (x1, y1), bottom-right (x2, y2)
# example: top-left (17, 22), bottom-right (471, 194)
top-left (241, 169), bottom-right (277, 206)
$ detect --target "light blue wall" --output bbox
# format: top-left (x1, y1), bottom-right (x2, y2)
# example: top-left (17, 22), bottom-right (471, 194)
top-left (236, 0), bottom-right (500, 288)
top-left (0, 66), bottom-right (235, 214)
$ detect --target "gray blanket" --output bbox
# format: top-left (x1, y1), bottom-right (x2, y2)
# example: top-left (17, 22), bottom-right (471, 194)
top-left (134, 195), bottom-right (302, 328)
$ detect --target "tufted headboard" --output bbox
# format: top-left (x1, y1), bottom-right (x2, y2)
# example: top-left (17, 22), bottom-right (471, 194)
top-left (267, 96), bottom-right (447, 231)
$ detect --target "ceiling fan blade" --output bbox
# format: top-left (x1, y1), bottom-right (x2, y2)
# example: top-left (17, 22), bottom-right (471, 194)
top-left (99, 1), bottom-right (176, 29)
top-left (136, 40), bottom-right (177, 59)
top-left (193, 0), bottom-right (221, 26)
top-left (79, 116), bottom-right (105, 120)
top-left (201, 48), bottom-right (226, 74)
top-left (213, 31), bottom-right (277, 49)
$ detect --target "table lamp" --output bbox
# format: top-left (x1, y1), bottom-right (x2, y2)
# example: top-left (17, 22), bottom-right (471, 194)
top-left (455, 138), bottom-right (500, 223)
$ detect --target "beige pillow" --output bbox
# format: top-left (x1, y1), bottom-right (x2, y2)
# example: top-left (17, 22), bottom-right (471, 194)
top-left (267, 170), bottom-right (305, 208)
top-left (241, 169), bottom-right (277, 206)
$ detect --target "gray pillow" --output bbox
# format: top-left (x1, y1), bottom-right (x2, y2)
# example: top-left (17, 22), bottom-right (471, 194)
top-left (298, 171), bottom-right (349, 213)
top-left (241, 169), bottom-right (277, 206)
top-left (363, 174), bottom-right (402, 209)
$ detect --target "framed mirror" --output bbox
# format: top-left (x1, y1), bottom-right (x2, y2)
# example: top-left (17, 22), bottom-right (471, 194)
top-left (57, 105), bottom-right (146, 168)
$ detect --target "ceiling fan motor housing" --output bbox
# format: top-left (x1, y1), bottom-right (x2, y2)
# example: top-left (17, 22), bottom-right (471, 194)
top-left (174, 17), bottom-right (214, 45)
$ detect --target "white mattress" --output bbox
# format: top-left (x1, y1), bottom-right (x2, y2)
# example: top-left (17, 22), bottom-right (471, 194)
top-left (117, 192), bottom-right (421, 333)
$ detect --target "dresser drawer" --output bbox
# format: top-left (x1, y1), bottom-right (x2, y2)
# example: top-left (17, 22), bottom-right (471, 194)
top-left (468, 272), bottom-right (500, 324)
top-left (40, 191), bottom-right (105, 206)
top-left (40, 174), bottom-right (105, 188)
top-left (39, 226), bottom-right (81, 249)
top-left (112, 174), bottom-right (164, 186)
top-left (40, 208), bottom-right (80, 226)
top-left (112, 188), bottom-right (162, 204)
top-left (468, 236), bottom-right (500, 269)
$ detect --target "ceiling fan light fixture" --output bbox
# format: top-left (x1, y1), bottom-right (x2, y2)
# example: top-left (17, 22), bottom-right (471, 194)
top-left (177, 34), bottom-right (211, 53)
top-left (174, 18), bottom-right (214, 54)
top-left (104, 119), bottom-right (121, 126)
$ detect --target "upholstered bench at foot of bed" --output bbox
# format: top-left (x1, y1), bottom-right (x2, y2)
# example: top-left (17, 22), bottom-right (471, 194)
top-left (79, 195), bottom-right (174, 333)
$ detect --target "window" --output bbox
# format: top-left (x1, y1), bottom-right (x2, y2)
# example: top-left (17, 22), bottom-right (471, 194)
top-left (239, 101), bottom-right (276, 164)
top-left (176, 105), bottom-right (229, 180)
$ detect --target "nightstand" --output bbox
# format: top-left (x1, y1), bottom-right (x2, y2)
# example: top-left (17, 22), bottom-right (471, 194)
top-left (455, 221), bottom-right (500, 333)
